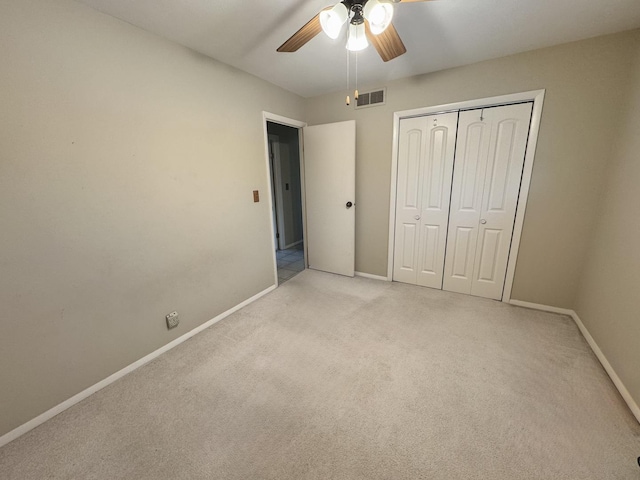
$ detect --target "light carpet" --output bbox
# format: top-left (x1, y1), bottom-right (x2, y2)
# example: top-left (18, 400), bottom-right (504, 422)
top-left (1, 270), bottom-right (639, 479)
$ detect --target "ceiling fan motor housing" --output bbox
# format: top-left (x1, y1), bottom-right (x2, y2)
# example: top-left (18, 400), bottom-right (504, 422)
top-left (350, 4), bottom-right (365, 25)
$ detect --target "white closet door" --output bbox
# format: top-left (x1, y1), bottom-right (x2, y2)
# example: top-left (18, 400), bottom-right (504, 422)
top-left (442, 110), bottom-right (493, 294)
top-left (471, 103), bottom-right (533, 298)
top-left (443, 103), bottom-right (533, 299)
top-left (393, 112), bottom-right (457, 288)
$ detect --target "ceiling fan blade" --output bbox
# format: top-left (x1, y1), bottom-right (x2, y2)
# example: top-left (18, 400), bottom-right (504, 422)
top-left (277, 12), bottom-right (324, 52)
top-left (365, 21), bottom-right (407, 62)
top-left (398, 0), bottom-right (439, 3)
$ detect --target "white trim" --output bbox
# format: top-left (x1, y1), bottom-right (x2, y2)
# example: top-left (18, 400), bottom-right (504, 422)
top-left (508, 299), bottom-right (573, 316)
top-left (570, 310), bottom-right (640, 423)
top-left (394, 90), bottom-right (545, 119)
top-left (355, 271), bottom-right (389, 281)
top-left (509, 299), bottom-right (640, 424)
top-left (387, 110), bottom-right (401, 281)
top-left (0, 285), bottom-right (277, 448)
top-left (387, 90), bottom-right (546, 301)
top-left (262, 112), bottom-right (308, 285)
top-left (284, 239), bottom-right (303, 250)
top-left (501, 91), bottom-right (545, 302)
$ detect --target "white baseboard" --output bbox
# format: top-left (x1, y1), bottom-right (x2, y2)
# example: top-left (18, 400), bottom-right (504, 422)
top-left (0, 284), bottom-right (277, 448)
top-left (355, 271), bottom-right (389, 281)
top-left (510, 299), bottom-right (640, 424)
top-left (283, 240), bottom-right (303, 249)
top-left (508, 299), bottom-right (573, 316)
top-left (569, 310), bottom-right (640, 423)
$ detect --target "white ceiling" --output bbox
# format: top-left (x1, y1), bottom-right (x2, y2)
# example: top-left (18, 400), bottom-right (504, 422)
top-left (78, 0), bottom-right (640, 97)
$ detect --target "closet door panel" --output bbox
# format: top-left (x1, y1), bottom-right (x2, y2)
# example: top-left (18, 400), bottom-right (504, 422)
top-left (416, 114), bottom-right (458, 288)
top-left (443, 110), bottom-right (492, 294)
top-left (393, 119), bottom-right (426, 284)
top-left (471, 103), bottom-right (533, 299)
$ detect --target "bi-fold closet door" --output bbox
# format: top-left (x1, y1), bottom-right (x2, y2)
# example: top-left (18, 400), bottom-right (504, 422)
top-left (393, 112), bottom-right (458, 288)
top-left (393, 102), bottom-right (533, 300)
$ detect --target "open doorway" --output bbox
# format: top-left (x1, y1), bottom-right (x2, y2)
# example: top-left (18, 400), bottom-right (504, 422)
top-left (266, 121), bottom-right (305, 284)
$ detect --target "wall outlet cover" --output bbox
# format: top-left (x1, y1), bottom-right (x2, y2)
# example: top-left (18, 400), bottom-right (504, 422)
top-left (166, 311), bottom-right (179, 329)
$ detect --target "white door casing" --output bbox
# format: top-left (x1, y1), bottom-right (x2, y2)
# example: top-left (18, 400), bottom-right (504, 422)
top-left (393, 112), bottom-right (458, 287)
top-left (303, 120), bottom-right (356, 277)
top-left (443, 103), bottom-right (533, 299)
top-left (262, 112), bottom-right (307, 287)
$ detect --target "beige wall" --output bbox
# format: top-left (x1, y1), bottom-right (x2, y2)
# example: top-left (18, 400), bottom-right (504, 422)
top-left (0, 0), bottom-right (304, 436)
top-left (574, 44), bottom-right (640, 409)
top-left (305, 29), bottom-right (640, 308)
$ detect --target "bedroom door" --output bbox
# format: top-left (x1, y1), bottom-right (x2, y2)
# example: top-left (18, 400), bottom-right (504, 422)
top-left (303, 120), bottom-right (356, 277)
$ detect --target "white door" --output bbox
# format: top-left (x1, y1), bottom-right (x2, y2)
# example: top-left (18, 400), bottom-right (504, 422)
top-left (393, 112), bottom-right (458, 287)
top-left (303, 120), bottom-right (356, 277)
top-left (443, 103), bottom-right (533, 299)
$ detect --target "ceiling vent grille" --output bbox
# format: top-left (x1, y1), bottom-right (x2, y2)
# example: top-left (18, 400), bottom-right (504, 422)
top-left (355, 88), bottom-right (386, 109)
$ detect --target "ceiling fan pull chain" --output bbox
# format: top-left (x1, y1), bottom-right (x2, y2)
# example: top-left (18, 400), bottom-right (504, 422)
top-left (480, 108), bottom-right (485, 121)
top-left (355, 50), bottom-right (359, 101)
top-left (346, 48), bottom-right (351, 105)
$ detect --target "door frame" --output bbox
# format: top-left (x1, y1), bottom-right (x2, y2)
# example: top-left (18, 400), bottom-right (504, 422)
top-left (386, 90), bottom-right (546, 302)
top-left (262, 112), bottom-right (308, 286)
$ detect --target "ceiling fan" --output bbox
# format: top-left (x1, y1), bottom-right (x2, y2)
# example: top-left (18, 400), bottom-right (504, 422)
top-left (277, 0), bottom-right (436, 62)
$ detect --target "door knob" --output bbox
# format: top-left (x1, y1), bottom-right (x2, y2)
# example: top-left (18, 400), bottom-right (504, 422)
top-left (346, 201), bottom-right (353, 209)
top-left (414, 215), bottom-right (421, 220)
top-left (480, 219), bottom-right (487, 224)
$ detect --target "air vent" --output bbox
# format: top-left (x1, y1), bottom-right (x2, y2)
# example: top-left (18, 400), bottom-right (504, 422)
top-left (355, 88), bottom-right (386, 109)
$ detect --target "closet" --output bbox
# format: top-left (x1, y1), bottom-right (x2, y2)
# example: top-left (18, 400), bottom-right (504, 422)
top-left (392, 102), bottom-right (533, 300)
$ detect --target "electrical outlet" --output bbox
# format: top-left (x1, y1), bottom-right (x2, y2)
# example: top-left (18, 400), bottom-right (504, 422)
top-left (166, 311), bottom-right (179, 329)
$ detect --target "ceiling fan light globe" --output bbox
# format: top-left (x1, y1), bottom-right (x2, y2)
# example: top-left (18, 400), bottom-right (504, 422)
top-left (320, 3), bottom-right (349, 40)
top-left (346, 22), bottom-right (368, 51)
top-left (364, 0), bottom-right (394, 35)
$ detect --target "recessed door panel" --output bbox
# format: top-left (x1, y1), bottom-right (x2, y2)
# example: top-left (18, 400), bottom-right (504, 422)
top-left (475, 228), bottom-right (502, 282)
top-left (451, 227), bottom-right (473, 278)
top-left (404, 129), bottom-right (422, 209)
top-left (459, 123), bottom-right (486, 211)
top-left (426, 127), bottom-right (447, 210)
top-left (486, 119), bottom-right (517, 212)
top-left (400, 223), bottom-right (417, 270)
top-left (419, 224), bottom-right (439, 274)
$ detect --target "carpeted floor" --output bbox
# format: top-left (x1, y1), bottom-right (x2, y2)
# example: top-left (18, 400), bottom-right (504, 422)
top-left (1, 270), bottom-right (639, 479)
